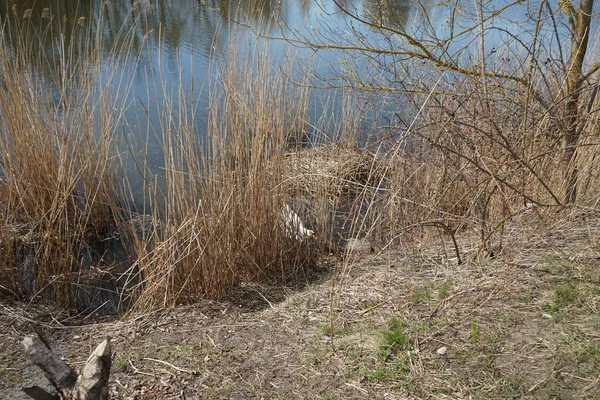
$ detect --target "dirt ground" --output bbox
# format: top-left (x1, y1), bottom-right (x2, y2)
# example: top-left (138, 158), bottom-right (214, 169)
top-left (2, 209), bottom-right (600, 399)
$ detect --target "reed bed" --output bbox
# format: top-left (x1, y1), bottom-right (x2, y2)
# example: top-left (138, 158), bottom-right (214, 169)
top-left (0, 9), bottom-right (126, 306)
top-left (0, 3), bottom-right (156, 310)
top-left (2, 2), bottom-right (600, 313)
top-left (129, 37), bottom-right (318, 309)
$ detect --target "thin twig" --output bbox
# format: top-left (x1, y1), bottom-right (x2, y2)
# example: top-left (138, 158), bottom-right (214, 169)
top-left (143, 357), bottom-right (196, 374)
top-left (128, 359), bottom-right (159, 378)
top-left (359, 295), bottom-right (407, 315)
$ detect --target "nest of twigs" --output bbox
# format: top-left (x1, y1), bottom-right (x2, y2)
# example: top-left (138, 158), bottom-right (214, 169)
top-left (281, 144), bottom-right (386, 199)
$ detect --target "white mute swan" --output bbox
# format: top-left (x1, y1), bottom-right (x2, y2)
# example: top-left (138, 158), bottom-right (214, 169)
top-left (282, 204), bottom-right (315, 240)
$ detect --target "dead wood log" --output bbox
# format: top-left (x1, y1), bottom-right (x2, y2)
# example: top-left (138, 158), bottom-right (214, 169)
top-left (22, 336), bottom-right (78, 389)
top-left (74, 337), bottom-right (111, 400)
top-left (22, 335), bottom-right (112, 400)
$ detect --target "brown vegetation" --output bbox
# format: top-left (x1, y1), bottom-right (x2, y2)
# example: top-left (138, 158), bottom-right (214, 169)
top-left (1, 1), bottom-right (600, 398)
top-left (0, 11), bottom-right (124, 306)
top-left (0, 0), bottom-right (598, 335)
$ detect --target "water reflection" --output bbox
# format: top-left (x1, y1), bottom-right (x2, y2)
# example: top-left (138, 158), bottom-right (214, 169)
top-left (0, 0), bottom-right (417, 205)
top-left (0, 0), bottom-right (416, 66)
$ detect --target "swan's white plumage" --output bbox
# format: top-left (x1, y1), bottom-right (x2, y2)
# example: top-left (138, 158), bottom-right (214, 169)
top-left (282, 204), bottom-right (314, 240)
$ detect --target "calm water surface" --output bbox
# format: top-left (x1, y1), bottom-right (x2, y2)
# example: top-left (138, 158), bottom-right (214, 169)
top-left (0, 0), bottom-right (415, 205)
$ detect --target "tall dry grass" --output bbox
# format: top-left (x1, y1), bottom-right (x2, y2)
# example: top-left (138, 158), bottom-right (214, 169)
top-left (328, 60), bottom-right (600, 267)
top-left (0, 9), bottom-right (126, 305)
top-left (0, 3), bottom-right (322, 312)
top-left (275, 55), bottom-right (600, 295)
top-left (129, 37), bottom-right (318, 309)
top-left (0, 4), bottom-right (157, 310)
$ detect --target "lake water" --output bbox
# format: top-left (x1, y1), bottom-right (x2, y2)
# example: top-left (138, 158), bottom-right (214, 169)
top-left (0, 0), bottom-right (582, 209)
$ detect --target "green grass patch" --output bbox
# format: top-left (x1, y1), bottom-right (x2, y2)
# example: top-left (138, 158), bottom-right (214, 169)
top-left (438, 279), bottom-right (453, 300)
top-left (321, 316), bottom-right (347, 337)
top-left (555, 332), bottom-right (600, 378)
top-left (411, 285), bottom-right (432, 303)
top-left (115, 356), bottom-right (130, 372)
top-left (486, 330), bottom-right (503, 345)
top-left (498, 374), bottom-right (525, 399)
top-left (168, 343), bottom-right (198, 354)
top-left (542, 283), bottom-right (580, 321)
top-left (542, 303), bottom-right (560, 314)
top-left (542, 302), bottom-right (563, 322)
top-left (554, 283), bottom-right (578, 306)
top-left (519, 295), bottom-right (534, 304)
top-left (361, 358), bottom-right (413, 388)
top-left (33, 306), bottom-right (53, 319)
top-left (379, 316), bottom-right (411, 359)
top-left (573, 339), bottom-right (600, 377)
top-left (543, 258), bottom-right (576, 275)
top-left (353, 316), bottom-right (418, 388)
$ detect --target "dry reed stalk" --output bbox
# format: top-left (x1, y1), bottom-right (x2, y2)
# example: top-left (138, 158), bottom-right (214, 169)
top-left (130, 30), bottom-right (318, 309)
top-left (0, 6), bottom-right (143, 307)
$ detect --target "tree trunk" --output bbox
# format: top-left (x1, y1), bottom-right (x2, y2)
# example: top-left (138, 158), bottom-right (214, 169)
top-left (563, 0), bottom-right (594, 203)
